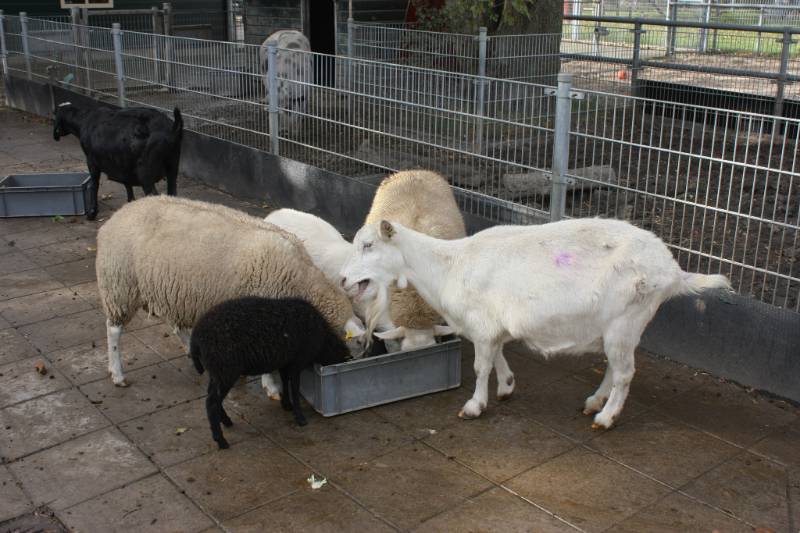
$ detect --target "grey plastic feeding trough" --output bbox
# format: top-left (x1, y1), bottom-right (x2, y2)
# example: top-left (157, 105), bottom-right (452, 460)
top-left (300, 339), bottom-right (462, 416)
top-left (0, 172), bottom-right (91, 217)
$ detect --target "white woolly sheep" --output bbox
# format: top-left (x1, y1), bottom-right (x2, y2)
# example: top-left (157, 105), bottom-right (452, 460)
top-left (353, 170), bottom-right (466, 352)
top-left (96, 196), bottom-right (366, 387)
top-left (340, 217), bottom-right (732, 429)
top-left (259, 30), bottom-right (312, 134)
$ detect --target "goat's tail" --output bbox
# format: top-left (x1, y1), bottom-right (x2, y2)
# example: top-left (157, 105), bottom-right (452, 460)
top-left (189, 336), bottom-right (205, 375)
top-left (678, 271), bottom-right (732, 296)
top-left (171, 107), bottom-right (183, 142)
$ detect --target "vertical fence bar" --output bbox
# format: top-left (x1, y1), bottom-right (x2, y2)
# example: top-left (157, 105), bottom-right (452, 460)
top-left (163, 2), bottom-right (173, 87)
top-left (474, 27), bottom-right (487, 155)
top-left (266, 39), bottom-right (280, 155)
top-left (630, 21), bottom-right (644, 97)
top-left (772, 29), bottom-right (794, 123)
top-left (20, 12), bottom-right (31, 80)
top-left (111, 23), bottom-right (126, 108)
top-left (550, 73), bottom-right (574, 222)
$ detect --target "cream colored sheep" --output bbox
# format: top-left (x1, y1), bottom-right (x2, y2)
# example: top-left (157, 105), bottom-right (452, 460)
top-left (355, 170), bottom-right (466, 350)
top-left (96, 196), bottom-right (366, 386)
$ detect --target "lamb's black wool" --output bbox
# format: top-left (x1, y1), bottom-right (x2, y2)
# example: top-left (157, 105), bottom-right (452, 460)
top-left (191, 297), bottom-right (349, 449)
top-left (52, 102), bottom-right (183, 220)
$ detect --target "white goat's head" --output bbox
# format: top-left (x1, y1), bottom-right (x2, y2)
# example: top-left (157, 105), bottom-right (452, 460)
top-left (374, 324), bottom-right (454, 352)
top-left (340, 221), bottom-right (407, 303)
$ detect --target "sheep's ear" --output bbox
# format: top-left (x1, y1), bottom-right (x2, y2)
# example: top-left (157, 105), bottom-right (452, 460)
top-left (379, 220), bottom-right (395, 240)
top-left (433, 325), bottom-right (455, 337)
top-left (374, 327), bottom-right (405, 340)
top-left (396, 274), bottom-right (408, 289)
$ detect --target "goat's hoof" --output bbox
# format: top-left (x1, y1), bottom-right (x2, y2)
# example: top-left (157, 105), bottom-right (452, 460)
top-left (268, 393), bottom-right (281, 401)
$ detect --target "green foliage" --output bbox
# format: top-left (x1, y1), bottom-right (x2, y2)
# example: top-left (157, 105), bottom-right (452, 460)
top-left (413, 0), bottom-right (533, 34)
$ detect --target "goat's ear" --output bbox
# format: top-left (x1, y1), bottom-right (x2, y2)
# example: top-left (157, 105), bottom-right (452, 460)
top-left (379, 220), bottom-right (395, 240)
top-left (374, 327), bottom-right (405, 340)
top-left (433, 325), bottom-right (455, 337)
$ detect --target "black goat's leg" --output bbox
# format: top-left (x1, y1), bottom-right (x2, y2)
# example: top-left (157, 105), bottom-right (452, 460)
top-left (124, 184), bottom-right (135, 202)
top-left (278, 368), bottom-right (293, 412)
top-left (85, 168), bottom-right (101, 221)
top-left (289, 369), bottom-right (307, 426)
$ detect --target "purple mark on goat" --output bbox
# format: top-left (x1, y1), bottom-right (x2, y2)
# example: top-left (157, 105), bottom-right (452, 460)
top-left (555, 251), bottom-right (574, 268)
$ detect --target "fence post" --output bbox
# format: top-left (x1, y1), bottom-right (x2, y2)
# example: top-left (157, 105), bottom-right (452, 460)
top-left (266, 39), bottom-right (280, 155)
top-left (163, 2), bottom-right (173, 87)
top-left (550, 73), bottom-right (574, 222)
top-left (772, 29), bottom-right (795, 124)
top-left (20, 12), bottom-right (31, 80)
top-left (474, 26), bottom-right (487, 155)
top-left (111, 23), bottom-right (126, 108)
top-left (630, 21), bottom-right (644, 97)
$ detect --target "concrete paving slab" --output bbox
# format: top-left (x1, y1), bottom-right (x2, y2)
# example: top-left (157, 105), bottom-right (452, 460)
top-left (612, 492), bottom-right (753, 533)
top-left (47, 335), bottom-right (163, 386)
top-left (80, 361), bottom-right (204, 424)
top-left (661, 380), bottom-right (798, 447)
top-left (0, 356), bottom-right (72, 408)
top-left (224, 485), bottom-right (396, 533)
top-left (414, 487), bottom-right (579, 533)
top-left (165, 438), bottom-right (310, 521)
top-left (43, 257), bottom-right (96, 286)
top-left (504, 447), bottom-right (671, 533)
top-left (118, 398), bottom-right (259, 468)
top-left (681, 452), bottom-right (790, 531)
top-left (424, 410), bottom-right (576, 484)
top-left (58, 474), bottom-right (214, 533)
top-left (0, 287), bottom-right (93, 327)
top-left (0, 251), bottom-right (38, 276)
top-left (333, 442), bottom-right (492, 531)
top-left (0, 465), bottom-right (32, 523)
top-left (587, 412), bottom-right (741, 487)
top-left (0, 388), bottom-right (110, 461)
top-left (0, 328), bottom-right (38, 366)
top-left (8, 427), bottom-right (157, 511)
top-left (0, 268), bottom-right (63, 301)
top-left (17, 308), bottom-right (108, 353)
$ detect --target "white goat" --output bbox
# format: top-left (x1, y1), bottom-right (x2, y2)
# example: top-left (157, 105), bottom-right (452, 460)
top-left (340, 218), bottom-right (731, 428)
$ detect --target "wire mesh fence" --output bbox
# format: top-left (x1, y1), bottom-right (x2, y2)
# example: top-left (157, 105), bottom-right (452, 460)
top-left (1, 13), bottom-right (798, 311)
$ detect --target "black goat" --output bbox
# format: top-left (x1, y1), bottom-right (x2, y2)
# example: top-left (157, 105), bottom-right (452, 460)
top-left (53, 102), bottom-right (183, 220)
top-left (190, 297), bottom-right (349, 449)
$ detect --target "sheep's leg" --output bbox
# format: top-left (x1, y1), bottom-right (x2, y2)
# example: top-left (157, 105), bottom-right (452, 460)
top-left (592, 326), bottom-right (637, 430)
top-left (288, 369), bottom-right (307, 427)
top-left (106, 320), bottom-right (129, 387)
top-left (206, 379), bottom-right (229, 449)
top-left (124, 184), bottom-right (135, 202)
top-left (261, 371), bottom-right (282, 401)
top-left (494, 349), bottom-right (515, 401)
top-left (583, 365), bottom-right (614, 415)
top-left (459, 341), bottom-right (496, 419)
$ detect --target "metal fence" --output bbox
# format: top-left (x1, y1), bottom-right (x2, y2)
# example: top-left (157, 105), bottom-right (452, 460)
top-left (1, 13), bottom-right (798, 311)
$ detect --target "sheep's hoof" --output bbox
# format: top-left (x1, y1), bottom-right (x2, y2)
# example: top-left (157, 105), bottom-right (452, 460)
top-left (268, 393), bottom-right (281, 401)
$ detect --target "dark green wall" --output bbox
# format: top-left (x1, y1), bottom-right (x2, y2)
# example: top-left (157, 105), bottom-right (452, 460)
top-left (2, 0), bottom-right (226, 16)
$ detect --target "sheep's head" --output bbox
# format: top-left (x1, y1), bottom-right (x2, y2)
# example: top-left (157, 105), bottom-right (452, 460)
top-left (342, 316), bottom-right (368, 359)
top-left (340, 221), bottom-right (407, 304)
top-left (374, 324), bottom-right (454, 352)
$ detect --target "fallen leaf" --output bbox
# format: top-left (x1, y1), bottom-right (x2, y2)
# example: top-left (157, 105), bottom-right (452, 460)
top-left (307, 474), bottom-right (327, 490)
top-left (175, 427), bottom-right (189, 435)
top-left (34, 362), bottom-right (48, 375)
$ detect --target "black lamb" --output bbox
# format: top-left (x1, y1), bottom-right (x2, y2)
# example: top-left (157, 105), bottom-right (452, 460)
top-left (52, 101), bottom-right (183, 220)
top-left (190, 296), bottom-right (349, 449)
